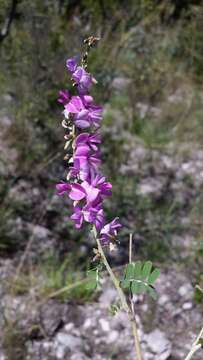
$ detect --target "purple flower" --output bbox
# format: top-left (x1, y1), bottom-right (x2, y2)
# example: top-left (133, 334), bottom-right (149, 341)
top-left (64, 96), bottom-right (102, 129)
top-left (57, 90), bottom-right (70, 105)
top-left (91, 174), bottom-right (112, 197)
top-left (68, 183), bottom-right (86, 201)
top-left (56, 182), bottom-right (86, 201)
top-left (66, 57), bottom-right (78, 73)
top-left (74, 146), bottom-right (101, 178)
top-left (72, 66), bottom-right (93, 94)
top-left (64, 96), bottom-right (83, 113)
top-left (64, 96), bottom-right (89, 128)
top-left (61, 178), bottom-right (110, 206)
top-left (59, 181), bottom-right (98, 204)
top-left (84, 205), bottom-right (105, 231)
top-left (70, 204), bottom-right (105, 230)
top-left (56, 182), bottom-right (70, 195)
top-left (70, 206), bottom-right (84, 229)
top-left (69, 159), bottom-right (96, 182)
top-left (100, 218), bottom-right (122, 244)
top-left (80, 181), bottom-right (100, 204)
top-left (75, 133), bottom-right (101, 152)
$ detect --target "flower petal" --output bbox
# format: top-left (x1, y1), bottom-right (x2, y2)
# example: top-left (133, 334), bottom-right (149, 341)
top-left (69, 183), bottom-right (86, 201)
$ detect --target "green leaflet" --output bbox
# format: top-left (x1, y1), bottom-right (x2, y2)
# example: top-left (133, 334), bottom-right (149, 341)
top-left (141, 261), bottom-right (153, 279)
top-left (148, 268), bottom-right (161, 284)
top-left (125, 263), bottom-right (135, 279)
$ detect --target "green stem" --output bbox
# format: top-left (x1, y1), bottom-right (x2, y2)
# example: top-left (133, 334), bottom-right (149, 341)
top-left (93, 227), bottom-right (128, 312)
top-left (184, 326), bottom-right (203, 360)
top-left (93, 226), bottom-right (143, 360)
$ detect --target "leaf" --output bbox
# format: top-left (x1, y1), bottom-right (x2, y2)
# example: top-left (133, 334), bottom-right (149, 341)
top-left (124, 263), bottom-right (135, 280)
top-left (121, 279), bottom-right (130, 288)
top-left (131, 281), bottom-right (148, 294)
top-left (134, 261), bottom-right (142, 279)
top-left (121, 260), bottom-right (160, 299)
top-left (86, 280), bottom-right (97, 291)
top-left (147, 286), bottom-right (158, 300)
top-left (139, 282), bottom-right (148, 294)
top-left (148, 268), bottom-right (161, 284)
top-left (131, 280), bottom-right (140, 294)
top-left (86, 269), bottom-right (98, 291)
top-left (141, 261), bottom-right (152, 280)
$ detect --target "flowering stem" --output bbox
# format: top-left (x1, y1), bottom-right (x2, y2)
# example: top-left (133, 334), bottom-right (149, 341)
top-left (184, 326), bottom-right (203, 360)
top-left (93, 226), bottom-right (143, 360)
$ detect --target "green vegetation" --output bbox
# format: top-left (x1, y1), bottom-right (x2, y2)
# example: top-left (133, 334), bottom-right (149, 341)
top-left (40, 255), bottom-right (95, 302)
top-left (2, 320), bottom-right (27, 360)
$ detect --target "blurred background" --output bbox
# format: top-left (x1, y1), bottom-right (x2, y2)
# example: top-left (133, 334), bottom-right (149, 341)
top-left (0, 1), bottom-right (203, 359)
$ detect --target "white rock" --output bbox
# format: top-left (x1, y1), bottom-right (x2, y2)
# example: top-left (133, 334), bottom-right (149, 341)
top-left (178, 284), bottom-right (193, 299)
top-left (42, 341), bottom-right (52, 350)
top-left (55, 345), bottom-right (66, 359)
top-left (70, 352), bottom-right (88, 360)
top-left (83, 318), bottom-right (92, 329)
top-left (64, 323), bottom-right (74, 332)
top-left (158, 294), bottom-right (170, 306)
top-left (182, 302), bottom-right (193, 310)
top-left (106, 330), bottom-right (118, 343)
top-left (99, 318), bottom-right (110, 332)
top-left (55, 333), bottom-right (82, 351)
top-left (145, 329), bottom-right (171, 358)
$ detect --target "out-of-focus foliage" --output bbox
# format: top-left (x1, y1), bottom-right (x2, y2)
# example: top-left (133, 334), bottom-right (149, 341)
top-left (0, 0), bottom-right (203, 273)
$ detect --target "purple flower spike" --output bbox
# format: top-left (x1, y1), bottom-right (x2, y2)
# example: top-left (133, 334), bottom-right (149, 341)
top-left (57, 49), bottom-right (122, 244)
top-left (66, 57), bottom-right (78, 73)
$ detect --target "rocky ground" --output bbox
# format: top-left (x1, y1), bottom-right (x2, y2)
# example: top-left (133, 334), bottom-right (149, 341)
top-left (0, 258), bottom-right (202, 360)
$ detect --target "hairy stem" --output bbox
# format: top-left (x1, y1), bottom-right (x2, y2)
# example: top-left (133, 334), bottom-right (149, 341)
top-left (93, 226), bottom-right (143, 360)
top-left (130, 299), bottom-right (143, 360)
top-left (93, 227), bottom-right (128, 312)
top-left (184, 326), bottom-right (203, 360)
